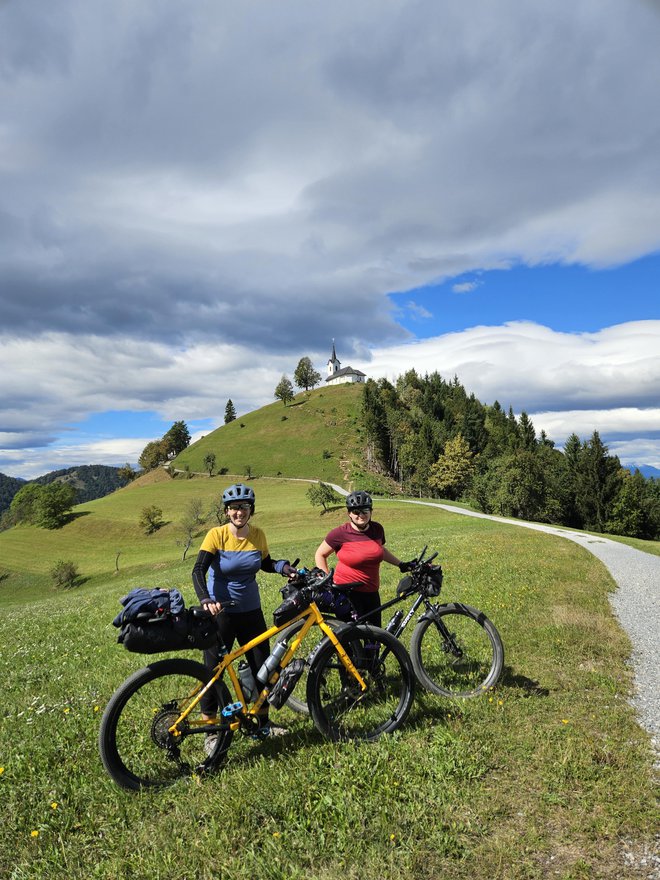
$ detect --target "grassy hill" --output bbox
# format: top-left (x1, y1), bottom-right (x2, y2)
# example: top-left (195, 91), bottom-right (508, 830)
top-left (172, 383), bottom-right (389, 490)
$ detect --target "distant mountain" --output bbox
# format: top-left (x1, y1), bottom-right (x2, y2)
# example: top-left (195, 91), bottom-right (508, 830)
top-left (0, 465), bottom-right (127, 514)
top-left (0, 473), bottom-right (26, 515)
top-left (626, 464), bottom-right (660, 479)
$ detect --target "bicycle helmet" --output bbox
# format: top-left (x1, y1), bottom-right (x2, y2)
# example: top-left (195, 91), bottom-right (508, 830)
top-left (222, 483), bottom-right (256, 507)
top-left (345, 490), bottom-right (373, 510)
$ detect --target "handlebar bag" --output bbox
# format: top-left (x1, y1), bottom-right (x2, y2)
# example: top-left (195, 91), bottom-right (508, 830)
top-left (273, 587), bottom-right (311, 626)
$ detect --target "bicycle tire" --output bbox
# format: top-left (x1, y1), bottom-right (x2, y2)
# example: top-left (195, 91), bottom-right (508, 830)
top-left (99, 658), bottom-right (233, 791)
top-left (409, 603), bottom-right (504, 698)
top-left (306, 624), bottom-right (415, 742)
top-left (272, 616), bottom-right (343, 715)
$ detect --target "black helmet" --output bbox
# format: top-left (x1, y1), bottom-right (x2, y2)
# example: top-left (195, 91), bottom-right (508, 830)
top-left (222, 483), bottom-right (255, 506)
top-left (346, 490), bottom-right (373, 510)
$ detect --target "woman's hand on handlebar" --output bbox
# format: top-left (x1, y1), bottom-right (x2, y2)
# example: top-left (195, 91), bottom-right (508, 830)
top-left (398, 559), bottom-right (417, 573)
top-left (201, 599), bottom-right (224, 616)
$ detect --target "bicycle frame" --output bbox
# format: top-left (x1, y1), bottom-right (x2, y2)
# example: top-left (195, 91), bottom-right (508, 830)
top-left (167, 600), bottom-right (367, 738)
top-left (331, 549), bottom-right (461, 654)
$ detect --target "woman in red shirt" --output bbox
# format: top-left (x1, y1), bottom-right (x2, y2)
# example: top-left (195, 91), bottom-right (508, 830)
top-left (314, 490), bottom-right (413, 627)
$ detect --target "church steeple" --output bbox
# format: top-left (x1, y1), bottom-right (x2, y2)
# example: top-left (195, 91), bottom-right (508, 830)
top-left (327, 339), bottom-right (341, 376)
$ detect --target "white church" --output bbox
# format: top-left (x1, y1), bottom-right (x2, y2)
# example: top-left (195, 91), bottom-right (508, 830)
top-left (325, 342), bottom-right (367, 386)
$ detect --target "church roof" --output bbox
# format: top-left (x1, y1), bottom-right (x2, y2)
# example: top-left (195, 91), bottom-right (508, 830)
top-left (325, 365), bottom-right (366, 380)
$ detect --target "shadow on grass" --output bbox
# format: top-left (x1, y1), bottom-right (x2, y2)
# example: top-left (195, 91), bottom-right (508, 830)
top-left (63, 510), bottom-right (91, 524)
top-left (500, 666), bottom-right (550, 697)
top-left (319, 504), bottom-right (346, 515)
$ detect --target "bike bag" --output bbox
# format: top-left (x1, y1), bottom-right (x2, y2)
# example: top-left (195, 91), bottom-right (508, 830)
top-left (273, 585), bottom-right (311, 626)
top-left (267, 659), bottom-right (305, 709)
top-left (115, 605), bottom-right (217, 654)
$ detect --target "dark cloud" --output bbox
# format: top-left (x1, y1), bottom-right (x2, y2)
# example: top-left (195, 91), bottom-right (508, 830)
top-left (1, 0), bottom-right (660, 475)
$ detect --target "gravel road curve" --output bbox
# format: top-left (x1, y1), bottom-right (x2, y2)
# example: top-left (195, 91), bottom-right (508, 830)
top-left (387, 499), bottom-right (660, 757)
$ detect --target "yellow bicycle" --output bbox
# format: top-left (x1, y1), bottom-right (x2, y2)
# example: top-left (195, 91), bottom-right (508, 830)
top-left (99, 568), bottom-right (415, 790)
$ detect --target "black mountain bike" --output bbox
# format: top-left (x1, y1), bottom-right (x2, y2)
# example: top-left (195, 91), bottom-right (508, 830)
top-left (274, 546), bottom-right (504, 715)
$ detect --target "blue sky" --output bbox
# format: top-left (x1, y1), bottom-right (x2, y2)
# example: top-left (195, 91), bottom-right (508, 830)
top-left (1, 1), bottom-right (659, 479)
top-left (392, 256), bottom-right (660, 336)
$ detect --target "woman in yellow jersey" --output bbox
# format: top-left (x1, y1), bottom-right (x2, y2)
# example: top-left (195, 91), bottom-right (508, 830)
top-left (192, 483), bottom-right (297, 738)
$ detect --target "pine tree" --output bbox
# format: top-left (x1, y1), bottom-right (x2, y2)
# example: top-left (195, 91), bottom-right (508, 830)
top-left (162, 421), bottom-right (191, 457)
top-left (224, 399), bottom-right (236, 423)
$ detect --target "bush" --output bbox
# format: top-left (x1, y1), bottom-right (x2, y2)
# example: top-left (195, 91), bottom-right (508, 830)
top-left (50, 560), bottom-right (80, 590)
top-left (139, 505), bottom-right (164, 534)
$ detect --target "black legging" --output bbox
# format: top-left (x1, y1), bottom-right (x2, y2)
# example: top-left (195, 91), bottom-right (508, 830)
top-left (201, 607), bottom-right (270, 716)
top-left (337, 590), bottom-right (382, 628)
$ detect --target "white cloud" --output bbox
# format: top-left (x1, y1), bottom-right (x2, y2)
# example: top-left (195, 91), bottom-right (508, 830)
top-left (357, 320), bottom-right (660, 411)
top-left (452, 282), bottom-right (480, 294)
top-left (406, 301), bottom-right (433, 319)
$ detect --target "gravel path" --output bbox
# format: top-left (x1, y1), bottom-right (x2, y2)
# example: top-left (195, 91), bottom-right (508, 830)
top-left (384, 498), bottom-right (660, 757)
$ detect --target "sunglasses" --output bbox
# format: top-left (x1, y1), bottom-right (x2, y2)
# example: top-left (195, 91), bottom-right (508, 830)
top-left (349, 507), bottom-right (371, 515)
top-left (227, 503), bottom-right (252, 511)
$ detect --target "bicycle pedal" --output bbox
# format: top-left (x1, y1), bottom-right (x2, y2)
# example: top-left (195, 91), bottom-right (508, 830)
top-left (221, 701), bottom-right (244, 718)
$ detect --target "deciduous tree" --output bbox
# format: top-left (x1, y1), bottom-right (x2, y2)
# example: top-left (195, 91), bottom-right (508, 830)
top-left (138, 440), bottom-right (168, 472)
top-left (274, 375), bottom-right (294, 406)
top-left (294, 357), bottom-right (322, 391)
top-left (429, 433), bottom-right (475, 500)
top-left (140, 505), bottom-right (164, 534)
top-left (307, 482), bottom-right (342, 512)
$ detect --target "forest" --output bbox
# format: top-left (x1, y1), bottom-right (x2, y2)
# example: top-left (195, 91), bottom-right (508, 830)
top-left (361, 371), bottom-right (660, 540)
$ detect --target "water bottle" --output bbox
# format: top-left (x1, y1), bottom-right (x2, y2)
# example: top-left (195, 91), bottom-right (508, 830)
top-left (256, 639), bottom-right (288, 685)
top-left (385, 609), bottom-right (404, 636)
top-left (237, 661), bottom-right (258, 702)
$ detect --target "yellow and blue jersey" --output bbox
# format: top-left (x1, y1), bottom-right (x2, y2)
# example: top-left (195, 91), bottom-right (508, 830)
top-left (199, 524), bottom-right (270, 612)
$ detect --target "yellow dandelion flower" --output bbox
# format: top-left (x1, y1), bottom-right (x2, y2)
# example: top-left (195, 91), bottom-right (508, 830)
top-left (561, 719), bottom-right (569, 724)
top-left (390, 834), bottom-right (396, 842)
top-left (51, 802), bottom-right (58, 810)
top-left (63, 708), bottom-right (71, 715)
top-left (498, 700), bottom-right (503, 706)
top-left (94, 706), bottom-right (100, 713)
top-left (489, 697), bottom-right (493, 703)
top-left (0, 767), bottom-right (4, 775)
top-left (31, 830), bottom-right (39, 838)
top-left (273, 832), bottom-right (281, 838)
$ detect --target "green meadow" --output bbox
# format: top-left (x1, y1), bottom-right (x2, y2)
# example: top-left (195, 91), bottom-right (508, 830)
top-left (1, 475), bottom-right (658, 879)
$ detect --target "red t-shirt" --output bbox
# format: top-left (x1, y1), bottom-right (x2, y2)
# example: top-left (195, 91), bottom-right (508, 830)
top-left (324, 521), bottom-right (386, 592)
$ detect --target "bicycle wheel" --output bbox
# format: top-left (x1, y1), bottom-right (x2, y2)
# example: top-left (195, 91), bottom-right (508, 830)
top-left (272, 617), bottom-right (343, 715)
top-left (409, 603), bottom-right (504, 698)
top-left (307, 624), bottom-right (415, 741)
top-left (99, 658), bottom-right (233, 791)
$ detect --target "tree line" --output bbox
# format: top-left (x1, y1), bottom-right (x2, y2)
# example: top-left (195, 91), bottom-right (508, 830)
top-left (361, 371), bottom-right (660, 540)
